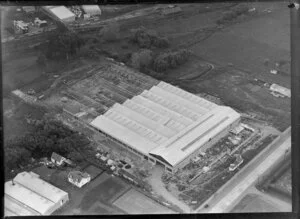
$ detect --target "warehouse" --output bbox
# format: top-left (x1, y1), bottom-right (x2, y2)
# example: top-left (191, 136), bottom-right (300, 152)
top-left (5, 171), bottom-right (69, 216)
top-left (91, 81), bottom-right (241, 173)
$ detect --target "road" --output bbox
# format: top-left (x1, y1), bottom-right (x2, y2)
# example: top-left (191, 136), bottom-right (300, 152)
top-left (195, 127), bottom-right (291, 213)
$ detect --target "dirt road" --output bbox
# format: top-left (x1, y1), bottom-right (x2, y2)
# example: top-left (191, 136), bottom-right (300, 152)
top-left (147, 166), bottom-right (191, 213)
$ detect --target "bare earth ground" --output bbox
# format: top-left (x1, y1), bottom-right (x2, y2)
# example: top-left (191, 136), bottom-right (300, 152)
top-left (231, 186), bottom-right (291, 213)
top-left (147, 166), bottom-right (191, 213)
top-left (272, 167), bottom-right (292, 194)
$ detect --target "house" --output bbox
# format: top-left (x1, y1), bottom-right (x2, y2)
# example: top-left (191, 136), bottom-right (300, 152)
top-left (51, 152), bottom-right (66, 166)
top-left (68, 171), bottom-right (91, 188)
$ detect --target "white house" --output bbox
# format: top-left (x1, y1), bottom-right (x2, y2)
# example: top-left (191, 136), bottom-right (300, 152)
top-left (68, 171), bottom-right (91, 188)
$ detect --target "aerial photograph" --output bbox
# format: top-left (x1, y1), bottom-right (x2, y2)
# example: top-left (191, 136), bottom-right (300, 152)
top-left (2, 2), bottom-right (292, 216)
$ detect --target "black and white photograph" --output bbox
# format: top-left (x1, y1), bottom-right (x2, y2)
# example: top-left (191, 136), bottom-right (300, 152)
top-left (2, 0), bottom-right (297, 216)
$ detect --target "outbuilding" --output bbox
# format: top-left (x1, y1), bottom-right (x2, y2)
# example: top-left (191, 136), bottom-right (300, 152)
top-left (51, 152), bottom-right (66, 166)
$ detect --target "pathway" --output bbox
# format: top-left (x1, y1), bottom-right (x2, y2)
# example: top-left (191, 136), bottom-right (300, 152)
top-left (147, 166), bottom-right (191, 213)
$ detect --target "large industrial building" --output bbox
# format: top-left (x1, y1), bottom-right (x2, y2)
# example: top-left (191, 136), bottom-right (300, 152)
top-left (5, 171), bottom-right (69, 216)
top-left (91, 81), bottom-right (241, 173)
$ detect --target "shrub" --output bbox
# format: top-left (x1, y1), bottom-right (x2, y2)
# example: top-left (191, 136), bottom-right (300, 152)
top-left (131, 26), bottom-right (169, 49)
top-left (153, 49), bottom-right (191, 72)
top-left (131, 49), bottom-right (154, 70)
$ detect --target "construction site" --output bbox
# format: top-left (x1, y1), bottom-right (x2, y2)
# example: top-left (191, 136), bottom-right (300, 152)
top-left (3, 2), bottom-right (292, 214)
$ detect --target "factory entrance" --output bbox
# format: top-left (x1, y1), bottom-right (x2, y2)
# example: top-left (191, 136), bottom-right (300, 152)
top-left (155, 160), bottom-right (167, 170)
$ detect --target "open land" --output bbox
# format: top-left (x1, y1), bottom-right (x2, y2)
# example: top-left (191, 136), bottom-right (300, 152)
top-left (3, 2), bottom-right (291, 214)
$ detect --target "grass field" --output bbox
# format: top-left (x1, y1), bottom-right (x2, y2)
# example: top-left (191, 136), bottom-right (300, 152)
top-left (113, 188), bottom-right (174, 214)
top-left (80, 175), bottom-right (131, 210)
top-left (190, 5), bottom-right (290, 88)
top-left (82, 165), bottom-right (104, 180)
top-left (231, 193), bottom-right (278, 213)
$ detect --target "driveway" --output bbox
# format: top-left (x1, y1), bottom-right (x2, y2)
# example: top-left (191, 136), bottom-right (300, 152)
top-left (147, 166), bottom-right (191, 213)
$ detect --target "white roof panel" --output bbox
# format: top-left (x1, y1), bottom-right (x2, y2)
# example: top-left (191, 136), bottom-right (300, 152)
top-left (141, 90), bottom-right (198, 121)
top-left (131, 96), bottom-right (192, 126)
top-left (81, 5), bottom-right (101, 15)
top-left (49, 6), bottom-right (75, 21)
top-left (5, 195), bottom-right (40, 216)
top-left (14, 172), bottom-right (68, 203)
top-left (90, 81), bottom-right (240, 168)
top-left (150, 106), bottom-right (240, 166)
top-left (5, 181), bottom-right (55, 215)
top-left (150, 86), bottom-right (208, 115)
top-left (90, 115), bottom-right (158, 154)
top-left (105, 110), bottom-right (168, 144)
top-left (112, 103), bottom-right (176, 138)
top-left (157, 81), bottom-right (217, 110)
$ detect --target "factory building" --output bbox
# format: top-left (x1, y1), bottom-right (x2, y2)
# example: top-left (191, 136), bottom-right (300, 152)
top-left (5, 171), bottom-right (69, 216)
top-left (91, 81), bottom-right (241, 173)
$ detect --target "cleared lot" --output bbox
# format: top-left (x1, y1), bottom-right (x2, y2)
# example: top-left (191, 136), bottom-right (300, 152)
top-left (231, 193), bottom-right (278, 212)
top-left (113, 188), bottom-right (174, 214)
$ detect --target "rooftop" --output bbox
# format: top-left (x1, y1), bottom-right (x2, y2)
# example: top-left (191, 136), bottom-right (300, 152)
top-left (90, 81), bottom-right (240, 167)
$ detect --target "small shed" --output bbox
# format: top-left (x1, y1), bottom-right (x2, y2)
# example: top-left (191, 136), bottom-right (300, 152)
top-left (270, 83), bottom-right (291, 98)
top-left (161, 5), bottom-right (182, 15)
top-left (81, 5), bottom-right (101, 16)
top-left (51, 152), bottom-right (66, 166)
top-left (22, 6), bottom-right (36, 13)
top-left (48, 6), bottom-right (76, 23)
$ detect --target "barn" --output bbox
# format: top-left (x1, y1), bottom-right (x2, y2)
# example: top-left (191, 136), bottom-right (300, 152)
top-left (5, 171), bottom-right (69, 216)
top-left (90, 81), bottom-right (241, 173)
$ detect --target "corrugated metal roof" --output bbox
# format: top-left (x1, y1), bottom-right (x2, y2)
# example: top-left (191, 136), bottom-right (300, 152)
top-left (111, 103), bottom-right (176, 138)
top-left (131, 95), bottom-right (192, 126)
top-left (49, 6), bottom-right (75, 21)
top-left (150, 86), bottom-right (208, 115)
top-left (81, 5), bottom-right (101, 15)
top-left (5, 181), bottom-right (55, 215)
top-left (150, 106), bottom-right (240, 166)
top-left (270, 84), bottom-right (291, 97)
top-left (141, 90), bottom-right (199, 121)
top-left (90, 82), bottom-right (240, 167)
top-left (13, 172), bottom-right (68, 204)
top-left (157, 81), bottom-right (217, 110)
top-left (90, 116), bottom-right (158, 154)
top-left (5, 195), bottom-right (40, 216)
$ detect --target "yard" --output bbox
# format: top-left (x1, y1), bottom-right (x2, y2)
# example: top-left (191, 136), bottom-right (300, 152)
top-left (49, 169), bottom-right (130, 215)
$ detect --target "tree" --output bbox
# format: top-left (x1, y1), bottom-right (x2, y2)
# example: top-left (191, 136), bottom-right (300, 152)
top-left (131, 26), bottom-right (169, 49)
top-left (153, 49), bottom-right (191, 72)
top-left (131, 49), bottom-right (154, 70)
